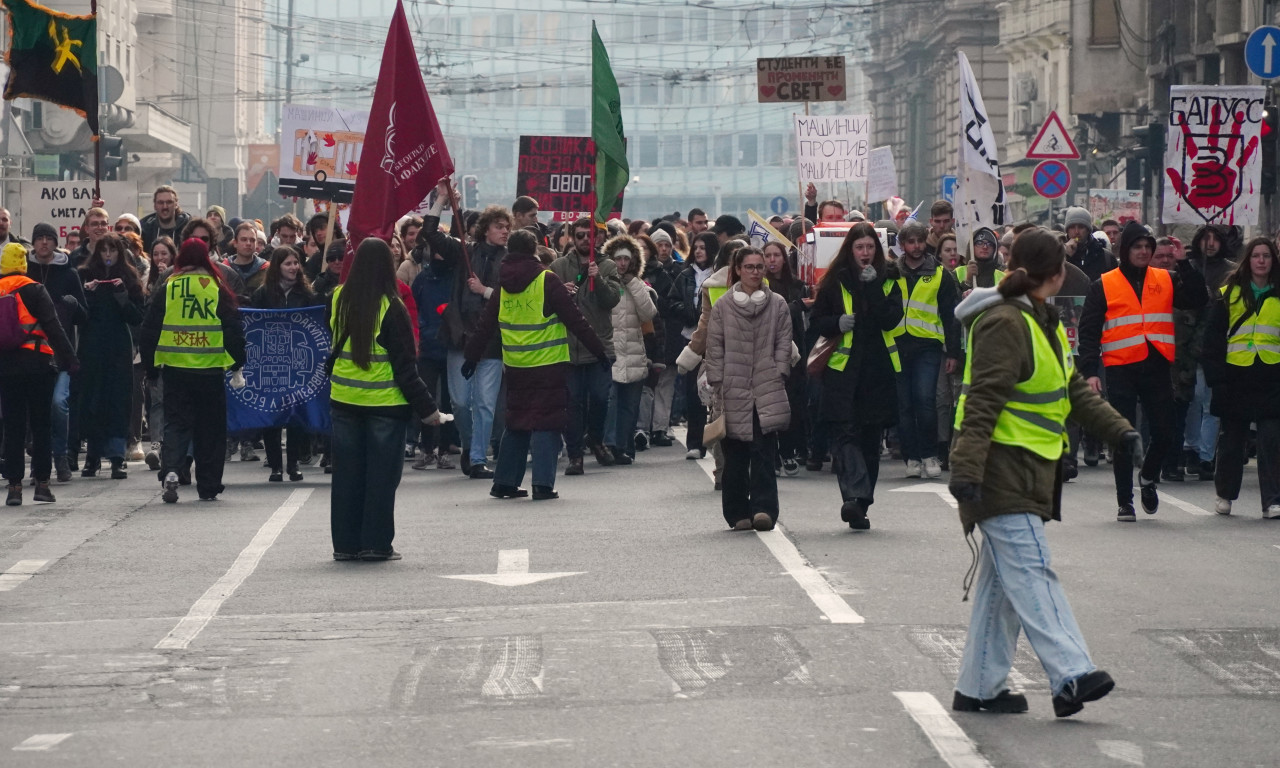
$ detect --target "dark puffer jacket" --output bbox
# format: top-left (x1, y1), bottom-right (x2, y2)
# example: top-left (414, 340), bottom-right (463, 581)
top-left (810, 263), bottom-right (903, 425)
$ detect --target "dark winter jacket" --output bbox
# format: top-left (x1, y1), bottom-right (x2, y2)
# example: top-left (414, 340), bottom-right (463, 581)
top-left (248, 281), bottom-right (322, 310)
top-left (810, 263), bottom-right (903, 425)
top-left (423, 215), bottom-right (503, 358)
top-left (223, 254), bottom-right (269, 295)
top-left (411, 257), bottom-right (454, 363)
top-left (140, 211), bottom-right (192, 254)
top-left (323, 292), bottom-right (436, 421)
top-left (464, 250), bottom-right (608, 432)
top-left (0, 277), bottom-right (77, 377)
top-left (26, 251), bottom-right (87, 349)
top-left (1067, 232), bottom-right (1116, 282)
top-left (311, 269), bottom-right (341, 298)
top-left (77, 270), bottom-right (145, 447)
top-left (646, 256), bottom-right (684, 365)
top-left (1202, 289), bottom-right (1280, 422)
top-left (896, 254), bottom-right (962, 360)
top-left (549, 248), bottom-right (622, 364)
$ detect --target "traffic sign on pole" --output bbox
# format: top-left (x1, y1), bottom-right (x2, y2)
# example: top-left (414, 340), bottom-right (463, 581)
top-left (941, 175), bottom-right (957, 203)
top-left (1246, 26), bottom-right (1280, 80)
top-left (1032, 160), bottom-right (1071, 199)
top-left (1026, 111), bottom-right (1080, 160)
top-left (770, 196), bottom-right (789, 215)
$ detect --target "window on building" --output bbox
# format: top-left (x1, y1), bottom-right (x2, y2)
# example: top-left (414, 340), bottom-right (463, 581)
top-left (564, 108), bottom-right (587, 134)
top-left (738, 134), bottom-right (758, 167)
top-left (519, 82), bottom-right (538, 107)
top-left (790, 10), bottom-right (809, 38)
top-left (638, 135), bottom-right (659, 168)
top-left (495, 15), bottom-right (514, 47)
top-left (640, 80), bottom-right (659, 105)
top-left (544, 76), bottom-right (562, 106)
top-left (471, 16), bottom-right (492, 48)
top-left (739, 11), bottom-right (758, 42)
top-left (494, 138), bottom-right (515, 169)
top-left (520, 13), bottom-right (537, 42)
top-left (688, 9), bottom-right (708, 41)
top-left (762, 134), bottom-right (784, 166)
top-left (542, 14), bottom-right (561, 44)
top-left (471, 137), bottom-right (490, 168)
top-left (689, 135), bottom-right (708, 167)
top-left (662, 136), bottom-right (684, 167)
top-left (1089, 0), bottom-right (1120, 45)
top-left (714, 134), bottom-right (734, 167)
top-left (614, 13), bottom-right (634, 43)
top-left (663, 10), bottom-right (684, 42)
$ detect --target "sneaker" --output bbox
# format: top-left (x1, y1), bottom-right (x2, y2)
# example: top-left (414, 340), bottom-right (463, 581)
top-left (590, 443), bottom-right (616, 466)
top-left (565, 456), bottom-right (584, 476)
top-left (952, 689), bottom-right (1029, 714)
top-left (126, 442), bottom-right (145, 462)
top-left (1265, 505), bottom-right (1280, 519)
top-left (404, 443), bottom-right (416, 459)
top-left (634, 431), bottom-right (649, 451)
top-left (1116, 504), bottom-right (1136, 522)
top-left (751, 512), bottom-right (775, 531)
top-left (435, 453), bottom-right (455, 470)
top-left (239, 442), bottom-right (259, 462)
top-left (686, 448), bottom-right (702, 460)
top-left (905, 459), bottom-right (923, 479)
top-left (162, 472), bottom-right (179, 504)
top-left (54, 455), bottom-right (72, 483)
top-left (732, 519), bottom-right (753, 531)
top-left (411, 454), bottom-right (432, 471)
top-left (489, 484), bottom-right (529, 499)
top-left (613, 454), bottom-right (633, 465)
top-left (532, 485), bottom-right (559, 501)
top-left (650, 431), bottom-right (673, 447)
top-left (33, 482), bottom-right (55, 503)
top-left (144, 443), bottom-right (161, 471)
top-left (359, 549), bottom-right (402, 561)
top-left (922, 456), bottom-right (942, 479)
top-left (1052, 670), bottom-right (1114, 718)
top-left (1215, 497), bottom-right (1233, 516)
top-left (782, 458), bottom-right (800, 477)
top-left (1139, 479), bottom-right (1159, 514)
top-left (6, 484), bottom-right (22, 506)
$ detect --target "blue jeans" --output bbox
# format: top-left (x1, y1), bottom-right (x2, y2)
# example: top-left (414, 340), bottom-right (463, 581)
top-left (564, 363), bottom-right (612, 458)
top-left (1184, 366), bottom-right (1218, 462)
top-left (495, 429), bottom-right (562, 489)
top-left (609, 381), bottom-right (644, 458)
top-left (446, 350), bottom-right (503, 465)
top-left (50, 371), bottom-right (71, 456)
top-left (956, 513), bottom-right (1095, 699)
top-left (896, 345), bottom-right (942, 462)
top-left (330, 408), bottom-right (407, 555)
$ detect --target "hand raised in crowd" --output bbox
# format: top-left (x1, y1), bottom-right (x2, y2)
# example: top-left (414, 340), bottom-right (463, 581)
top-left (804, 181), bottom-right (818, 204)
top-left (859, 265), bottom-right (878, 282)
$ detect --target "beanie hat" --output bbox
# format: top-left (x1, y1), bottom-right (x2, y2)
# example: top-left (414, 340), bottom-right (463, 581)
top-left (116, 213), bottom-right (141, 230)
top-left (711, 214), bottom-right (745, 236)
top-left (32, 222), bottom-right (58, 244)
top-left (649, 228), bottom-right (672, 245)
top-left (1063, 207), bottom-right (1093, 230)
top-left (972, 227), bottom-right (999, 252)
top-left (206, 205), bottom-right (227, 222)
top-left (1, 242), bottom-right (29, 275)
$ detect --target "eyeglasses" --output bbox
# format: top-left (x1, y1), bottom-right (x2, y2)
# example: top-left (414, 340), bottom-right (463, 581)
top-left (573, 231), bottom-right (591, 240)
top-left (740, 263), bottom-right (766, 272)
top-left (114, 225), bottom-right (136, 233)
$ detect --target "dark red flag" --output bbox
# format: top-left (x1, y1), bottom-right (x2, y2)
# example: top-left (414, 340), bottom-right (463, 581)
top-left (341, 0), bottom-right (454, 279)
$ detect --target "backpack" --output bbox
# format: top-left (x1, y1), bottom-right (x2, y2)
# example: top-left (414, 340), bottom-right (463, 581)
top-left (0, 290), bottom-right (25, 351)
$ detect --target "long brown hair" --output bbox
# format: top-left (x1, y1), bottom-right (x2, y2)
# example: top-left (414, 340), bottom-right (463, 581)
top-left (262, 246), bottom-right (314, 307)
top-left (1223, 236), bottom-right (1280, 313)
top-left (80, 233), bottom-right (142, 297)
top-left (999, 227), bottom-right (1065, 299)
top-left (820, 222), bottom-right (885, 293)
top-left (334, 238), bottom-right (403, 369)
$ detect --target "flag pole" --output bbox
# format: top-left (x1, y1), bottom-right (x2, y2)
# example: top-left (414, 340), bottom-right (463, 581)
top-left (91, 0), bottom-right (101, 200)
top-left (588, 162), bottom-right (598, 290)
top-left (445, 177), bottom-right (476, 280)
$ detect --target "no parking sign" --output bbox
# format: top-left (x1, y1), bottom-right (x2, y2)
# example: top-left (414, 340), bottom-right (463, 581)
top-left (1032, 160), bottom-right (1071, 200)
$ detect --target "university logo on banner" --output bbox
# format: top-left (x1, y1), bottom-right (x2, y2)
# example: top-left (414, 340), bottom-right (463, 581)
top-left (226, 307), bottom-right (332, 434)
top-left (1162, 85), bottom-right (1265, 226)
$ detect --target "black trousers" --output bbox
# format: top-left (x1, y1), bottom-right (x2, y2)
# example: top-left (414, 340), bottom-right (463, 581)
top-left (1106, 364), bottom-right (1174, 505)
top-left (160, 368), bottom-right (227, 497)
top-left (779, 368), bottom-right (808, 461)
top-left (683, 362), bottom-right (707, 452)
top-left (720, 410), bottom-right (779, 527)
top-left (1, 371), bottom-right (56, 483)
top-left (264, 426), bottom-right (304, 471)
top-left (1216, 417), bottom-right (1280, 509)
top-left (330, 408), bottom-right (406, 555)
top-left (831, 421), bottom-right (883, 507)
top-left (416, 358), bottom-right (450, 454)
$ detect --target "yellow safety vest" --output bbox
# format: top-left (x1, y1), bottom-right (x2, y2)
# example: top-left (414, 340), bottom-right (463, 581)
top-left (892, 266), bottom-right (946, 342)
top-left (153, 273), bottom-right (234, 369)
top-left (1225, 285), bottom-right (1280, 366)
top-left (828, 282), bottom-right (901, 374)
top-left (955, 265), bottom-right (1006, 287)
top-left (499, 271), bottom-right (569, 368)
top-left (329, 286), bottom-right (408, 407)
top-left (706, 284), bottom-right (728, 306)
top-left (955, 310), bottom-right (1073, 460)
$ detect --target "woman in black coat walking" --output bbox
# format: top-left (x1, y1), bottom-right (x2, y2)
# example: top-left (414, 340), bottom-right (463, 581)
top-left (809, 223), bottom-right (904, 530)
top-left (763, 239), bottom-right (811, 475)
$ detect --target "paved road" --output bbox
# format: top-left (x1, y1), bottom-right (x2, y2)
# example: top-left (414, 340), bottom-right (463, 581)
top-left (2, 434), bottom-right (1278, 767)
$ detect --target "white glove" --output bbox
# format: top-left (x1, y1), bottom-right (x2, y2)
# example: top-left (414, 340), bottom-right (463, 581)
top-left (697, 370), bottom-right (715, 406)
top-left (676, 345), bottom-right (702, 374)
top-left (422, 411), bottom-right (454, 426)
top-left (860, 265), bottom-right (878, 282)
top-left (230, 370), bottom-right (246, 390)
top-left (789, 341), bottom-right (801, 367)
top-left (838, 314), bottom-right (856, 333)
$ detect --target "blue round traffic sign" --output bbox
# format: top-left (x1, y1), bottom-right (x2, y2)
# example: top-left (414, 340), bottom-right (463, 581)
top-left (1246, 26), bottom-right (1280, 80)
top-left (770, 196), bottom-right (789, 215)
top-left (1032, 160), bottom-right (1071, 200)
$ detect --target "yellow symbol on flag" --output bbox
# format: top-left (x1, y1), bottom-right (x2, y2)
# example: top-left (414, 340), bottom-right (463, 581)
top-left (47, 20), bottom-right (83, 75)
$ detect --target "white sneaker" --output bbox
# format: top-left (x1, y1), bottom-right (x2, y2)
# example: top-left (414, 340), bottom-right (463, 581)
top-left (922, 456), bottom-right (942, 479)
top-left (686, 448), bottom-right (702, 460)
top-left (1264, 504), bottom-right (1280, 519)
top-left (126, 442), bottom-right (145, 462)
top-left (1215, 497), bottom-right (1232, 516)
top-left (905, 459), bottom-right (923, 478)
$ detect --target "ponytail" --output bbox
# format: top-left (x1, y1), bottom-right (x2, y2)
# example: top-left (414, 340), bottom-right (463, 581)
top-left (999, 228), bottom-right (1065, 299)
top-left (997, 267), bottom-right (1035, 299)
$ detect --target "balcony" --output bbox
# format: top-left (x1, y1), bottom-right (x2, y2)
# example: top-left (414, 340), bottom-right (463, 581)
top-left (118, 102), bottom-right (192, 155)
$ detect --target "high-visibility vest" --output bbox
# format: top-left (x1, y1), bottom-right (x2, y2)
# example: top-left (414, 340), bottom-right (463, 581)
top-left (891, 266), bottom-right (946, 342)
top-left (1224, 285), bottom-right (1280, 366)
top-left (956, 310), bottom-right (1073, 460)
top-left (706, 284), bottom-right (728, 306)
top-left (499, 271), bottom-right (569, 368)
top-left (329, 286), bottom-right (408, 407)
top-left (153, 273), bottom-right (234, 369)
top-left (0, 275), bottom-right (51, 355)
top-left (955, 265), bottom-right (1006, 287)
top-left (828, 282), bottom-right (901, 373)
top-left (1099, 267), bottom-right (1174, 366)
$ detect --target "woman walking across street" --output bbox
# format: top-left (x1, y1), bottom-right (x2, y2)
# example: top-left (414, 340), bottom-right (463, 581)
top-left (949, 227), bottom-right (1136, 718)
top-left (140, 238), bottom-right (246, 503)
top-left (809, 223), bottom-right (904, 530)
top-left (704, 246), bottom-right (793, 531)
top-left (78, 233), bottom-right (145, 479)
top-left (605, 234), bottom-right (658, 465)
top-left (326, 238), bottom-right (442, 561)
top-left (1204, 237), bottom-right (1280, 518)
top-left (249, 246), bottom-right (324, 482)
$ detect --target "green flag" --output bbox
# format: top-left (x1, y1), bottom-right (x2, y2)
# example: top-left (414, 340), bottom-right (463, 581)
top-left (591, 21), bottom-right (627, 226)
top-left (2, 0), bottom-right (98, 134)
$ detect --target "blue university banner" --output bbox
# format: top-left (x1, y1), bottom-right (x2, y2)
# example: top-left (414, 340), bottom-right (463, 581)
top-left (226, 306), bottom-right (332, 434)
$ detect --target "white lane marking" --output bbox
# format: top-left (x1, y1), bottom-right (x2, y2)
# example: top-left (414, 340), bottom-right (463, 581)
top-left (1097, 739), bottom-right (1145, 765)
top-left (0, 560), bottom-right (50, 592)
top-left (1160, 492), bottom-right (1211, 516)
top-left (155, 489), bottom-right (312, 650)
top-left (891, 482), bottom-right (959, 508)
top-left (13, 733), bottom-right (73, 751)
top-left (442, 549), bottom-right (586, 586)
top-left (675, 427), bottom-right (864, 624)
top-left (894, 692), bottom-right (993, 768)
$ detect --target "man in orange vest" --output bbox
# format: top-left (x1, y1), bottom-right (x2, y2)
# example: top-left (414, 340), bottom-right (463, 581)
top-left (1078, 221), bottom-right (1207, 522)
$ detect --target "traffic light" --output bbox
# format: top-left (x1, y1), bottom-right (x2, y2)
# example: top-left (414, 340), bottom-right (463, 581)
top-left (1131, 122), bottom-right (1164, 171)
top-left (462, 174), bottom-right (478, 209)
top-left (1262, 104), bottom-right (1278, 196)
top-left (98, 135), bottom-right (124, 180)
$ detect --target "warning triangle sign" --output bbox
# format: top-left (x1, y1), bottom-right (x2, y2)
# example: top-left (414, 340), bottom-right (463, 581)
top-left (1026, 110), bottom-right (1080, 160)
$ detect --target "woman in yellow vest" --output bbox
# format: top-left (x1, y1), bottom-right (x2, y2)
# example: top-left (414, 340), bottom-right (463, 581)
top-left (949, 228), bottom-right (1135, 718)
top-left (141, 238), bottom-right (246, 503)
top-left (1204, 237), bottom-right (1280, 518)
top-left (326, 238), bottom-right (442, 561)
top-left (810, 223), bottom-right (903, 530)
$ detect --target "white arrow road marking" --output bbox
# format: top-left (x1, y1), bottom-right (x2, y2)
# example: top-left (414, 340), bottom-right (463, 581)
top-left (441, 549), bottom-right (585, 587)
top-left (892, 482), bottom-right (958, 508)
top-left (14, 734), bottom-right (73, 751)
top-left (894, 692), bottom-right (992, 768)
top-left (1097, 739), bottom-right (1145, 765)
top-left (0, 560), bottom-right (50, 592)
top-left (1265, 33), bottom-right (1276, 74)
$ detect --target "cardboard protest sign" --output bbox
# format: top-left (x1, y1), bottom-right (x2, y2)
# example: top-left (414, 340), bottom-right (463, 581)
top-left (794, 115), bottom-right (871, 184)
top-left (18, 180), bottom-right (135, 239)
top-left (279, 104), bottom-right (369, 203)
top-left (1088, 189), bottom-right (1142, 223)
top-left (865, 146), bottom-right (897, 202)
top-left (1162, 85), bottom-right (1265, 226)
top-left (517, 135), bottom-right (624, 222)
top-left (757, 57), bottom-right (846, 103)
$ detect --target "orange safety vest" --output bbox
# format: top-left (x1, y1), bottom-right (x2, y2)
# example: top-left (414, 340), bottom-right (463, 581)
top-left (1099, 267), bottom-right (1174, 366)
top-left (0, 275), bottom-right (52, 355)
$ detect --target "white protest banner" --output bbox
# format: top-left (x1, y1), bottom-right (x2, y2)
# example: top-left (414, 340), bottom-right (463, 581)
top-left (18, 181), bottom-right (136, 241)
top-left (865, 146), bottom-right (897, 202)
top-left (794, 114), bottom-right (871, 184)
top-left (1162, 85), bottom-right (1265, 226)
top-left (279, 104), bottom-right (370, 203)
top-left (956, 51), bottom-right (1007, 249)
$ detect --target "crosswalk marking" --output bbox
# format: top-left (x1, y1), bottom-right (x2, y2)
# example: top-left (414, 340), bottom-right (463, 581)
top-left (0, 560), bottom-right (50, 592)
top-left (895, 692), bottom-right (993, 768)
top-left (13, 733), bottom-right (73, 751)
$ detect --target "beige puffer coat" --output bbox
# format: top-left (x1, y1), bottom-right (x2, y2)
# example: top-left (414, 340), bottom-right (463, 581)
top-left (704, 283), bottom-right (792, 440)
top-left (612, 275), bottom-right (658, 383)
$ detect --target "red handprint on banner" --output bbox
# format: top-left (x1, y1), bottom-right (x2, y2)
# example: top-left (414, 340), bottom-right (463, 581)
top-left (1166, 104), bottom-right (1258, 223)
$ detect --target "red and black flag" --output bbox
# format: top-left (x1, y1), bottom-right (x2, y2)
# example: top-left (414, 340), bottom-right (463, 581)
top-left (2, 0), bottom-right (98, 135)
